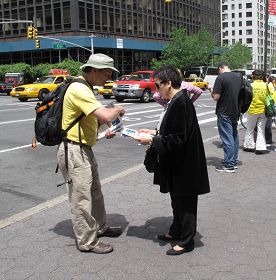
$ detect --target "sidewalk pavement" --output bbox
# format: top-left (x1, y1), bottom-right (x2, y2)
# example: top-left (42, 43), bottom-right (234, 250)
top-left (1, 131), bottom-right (276, 280)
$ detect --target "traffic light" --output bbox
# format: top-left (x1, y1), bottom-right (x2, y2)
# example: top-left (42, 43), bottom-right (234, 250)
top-left (35, 39), bottom-right (40, 49)
top-left (34, 28), bottom-right (38, 39)
top-left (27, 26), bottom-right (34, 39)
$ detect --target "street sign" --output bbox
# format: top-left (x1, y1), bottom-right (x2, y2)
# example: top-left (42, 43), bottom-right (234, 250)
top-left (116, 38), bottom-right (123, 49)
top-left (52, 43), bottom-right (67, 49)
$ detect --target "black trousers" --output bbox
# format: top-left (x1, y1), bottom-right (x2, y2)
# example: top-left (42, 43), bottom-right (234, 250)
top-left (169, 193), bottom-right (198, 247)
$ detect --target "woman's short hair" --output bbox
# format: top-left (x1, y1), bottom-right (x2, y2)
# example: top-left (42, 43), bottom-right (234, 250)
top-left (153, 65), bottom-right (182, 88)
top-left (252, 69), bottom-right (265, 80)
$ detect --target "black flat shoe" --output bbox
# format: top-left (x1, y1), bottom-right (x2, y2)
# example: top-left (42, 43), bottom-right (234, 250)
top-left (166, 244), bottom-right (194, 255)
top-left (157, 234), bottom-right (175, 241)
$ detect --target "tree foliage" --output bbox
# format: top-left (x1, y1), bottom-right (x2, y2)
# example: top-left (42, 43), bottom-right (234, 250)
top-left (151, 28), bottom-right (215, 70)
top-left (218, 42), bottom-right (252, 69)
top-left (0, 59), bottom-right (83, 83)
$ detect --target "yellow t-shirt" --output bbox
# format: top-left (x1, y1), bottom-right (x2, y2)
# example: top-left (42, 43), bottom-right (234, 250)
top-left (62, 77), bottom-right (102, 146)
top-left (248, 80), bottom-right (275, 115)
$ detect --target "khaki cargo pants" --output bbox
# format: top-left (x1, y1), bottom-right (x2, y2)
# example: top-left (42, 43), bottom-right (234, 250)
top-left (57, 142), bottom-right (107, 251)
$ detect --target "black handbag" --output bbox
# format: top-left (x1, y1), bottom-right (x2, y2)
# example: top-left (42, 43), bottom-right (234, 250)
top-left (144, 145), bottom-right (158, 173)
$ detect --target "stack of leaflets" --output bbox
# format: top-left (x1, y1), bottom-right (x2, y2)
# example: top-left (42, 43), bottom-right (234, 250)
top-left (121, 128), bottom-right (153, 139)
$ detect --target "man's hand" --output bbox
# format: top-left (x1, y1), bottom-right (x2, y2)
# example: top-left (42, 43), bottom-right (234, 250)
top-left (117, 105), bottom-right (125, 117)
top-left (105, 128), bottom-right (116, 139)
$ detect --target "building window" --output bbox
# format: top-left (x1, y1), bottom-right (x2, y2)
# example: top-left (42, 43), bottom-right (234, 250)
top-left (222, 14), bottom-right (228, 20)
top-left (239, 21), bottom-right (242, 26)
top-left (239, 4), bottom-right (242, 9)
top-left (246, 29), bottom-right (252, 35)
top-left (239, 30), bottom-right (242, 35)
top-left (223, 22), bottom-right (228, 28)
top-left (232, 13), bottom-right (235, 18)
top-left (246, 21), bottom-right (252, 26)
top-left (232, 30), bottom-right (235, 36)
top-left (246, 3), bottom-right (252, 9)
top-left (232, 22), bottom-right (235, 27)
top-left (246, 38), bottom-right (252, 44)
top-left (222, 5), bottom-right (228, 11)
top-left (246, 12), bottom-right (252, 17)
top-left (231, 4), bottom-right (235, 10)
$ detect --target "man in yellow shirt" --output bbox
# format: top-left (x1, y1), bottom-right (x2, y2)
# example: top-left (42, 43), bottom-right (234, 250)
top-left (57, 53), bottom-right (125, 254)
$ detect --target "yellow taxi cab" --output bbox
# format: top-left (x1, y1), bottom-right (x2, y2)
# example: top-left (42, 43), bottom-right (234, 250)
top-left (10, 69), bottom-right (71, 102)
top-left (184, 77), bottom-right (209, 90)
top-left (99, 75), bottom-right (130, 99)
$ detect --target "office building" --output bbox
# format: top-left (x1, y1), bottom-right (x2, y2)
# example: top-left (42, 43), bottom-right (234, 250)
top-left (221, 0), bottom-right (276, 69)
top-left (0, 0), bottom-right (220, 73)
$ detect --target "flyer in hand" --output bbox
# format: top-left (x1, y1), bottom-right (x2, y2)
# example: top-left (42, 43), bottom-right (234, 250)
top-left (121, 128), bottom-right (153, 139)
top-left (97, 102), bottom-right (124, 140)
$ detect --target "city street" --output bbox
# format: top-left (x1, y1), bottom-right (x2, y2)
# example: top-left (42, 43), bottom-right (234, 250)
top-left (0, 92), bottom-right (218, 220)
top-left (1, 93), bottom-right (276, 280)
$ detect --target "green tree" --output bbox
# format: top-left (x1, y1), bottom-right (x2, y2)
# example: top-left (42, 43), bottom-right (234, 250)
top-left (32, 63), bottom-right (53, 79)
top-left (219, 42), bottom-right (252, 69)
top-left (269, 54), bottom-right (276, 68)
top-left (151, 28), bottom-right (215, 70)
top-left (54, 59), bottom-right (82, 76)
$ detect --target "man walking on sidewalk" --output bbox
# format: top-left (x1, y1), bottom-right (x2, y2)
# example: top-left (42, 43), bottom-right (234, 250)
top-left (209, 61), bottom-right (242, 173)
top-left (57, 53), bottom-right (125, 254)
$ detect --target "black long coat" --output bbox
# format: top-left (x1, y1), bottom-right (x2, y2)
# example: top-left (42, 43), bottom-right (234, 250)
top-left (153, 90), bottom-right (210, 196)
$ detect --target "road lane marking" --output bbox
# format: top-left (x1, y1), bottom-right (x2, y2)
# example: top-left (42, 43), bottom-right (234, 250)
top-left (0, 108), bottom-right (32, 112)
top-left (198, 117), bottom-right (217, 124)
top-left (126, 108), bottom-right (163, 116)
top-left (0, 144), bottom-right (34, 154)
top-left (0, 164), bottom-right (144, 229)
top-left (0, 113), bottom-right (217, 153)
top-left (0, 134), bottom-right (220, 229)
top-left (0, 118), bottom-right (34, 125)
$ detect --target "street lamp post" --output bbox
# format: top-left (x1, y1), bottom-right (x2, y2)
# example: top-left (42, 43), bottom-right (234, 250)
top-left (264, 0), bottom-right (269, 74)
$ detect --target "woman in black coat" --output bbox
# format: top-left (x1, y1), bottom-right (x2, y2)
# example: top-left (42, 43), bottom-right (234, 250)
top-left (134, 65), bottom-right (210, 255)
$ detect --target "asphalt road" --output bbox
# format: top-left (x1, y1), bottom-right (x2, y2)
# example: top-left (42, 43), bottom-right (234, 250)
top-left (0, 92), bottom-right (218, 220)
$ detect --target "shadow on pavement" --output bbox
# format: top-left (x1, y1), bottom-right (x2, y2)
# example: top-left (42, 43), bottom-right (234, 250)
top-left (50, 213), bottom-right (129, 239)
top-left (212, 140), bottom-right (223, 148)
top-left (206, 156), bottom-right (222, 167)
top-left (127, 216), bottom-right (204, 248)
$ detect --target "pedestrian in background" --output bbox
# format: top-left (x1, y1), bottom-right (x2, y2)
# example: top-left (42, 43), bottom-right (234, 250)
top-left (153, 69), bottom-right (203, 107)
top-left (209, 61), bottom-right (242, 173)
top-left (57, 53), bottom-right (125, 254)
top-left (134, 65), bottom-right (210, 255)
top-left (243, 70), bottom-right (273, 154)
top-left (265, 76), bottom-right (275, 147)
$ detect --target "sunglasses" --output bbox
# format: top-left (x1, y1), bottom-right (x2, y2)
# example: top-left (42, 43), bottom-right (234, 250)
top-left (155, 81), bottom-right (166, 89)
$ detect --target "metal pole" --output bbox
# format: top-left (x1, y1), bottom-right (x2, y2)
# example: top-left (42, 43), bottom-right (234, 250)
top-left (264, 0), bottom-right (269, 73)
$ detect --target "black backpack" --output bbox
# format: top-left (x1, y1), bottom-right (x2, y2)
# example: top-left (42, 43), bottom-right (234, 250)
top-left (238, 77), bottom-right (253, 114)
top-left (34, 78), bottom-right (88, 146)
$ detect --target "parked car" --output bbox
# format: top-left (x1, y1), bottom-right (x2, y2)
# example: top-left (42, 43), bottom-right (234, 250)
top-left (0, 81), bottom-right (13, 95)
top-left (10, 75), bottom-right (71, 102)
top-left (99, 75), bottom-right (131, 99)
top-left (184, 77), bottom-right (209, 90)
top-left (113, 71), bottom-right (156, 103)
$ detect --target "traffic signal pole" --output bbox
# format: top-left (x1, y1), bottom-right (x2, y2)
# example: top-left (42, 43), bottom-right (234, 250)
top-left (264, 0), bottom-right (269, 74)
top-left (38, 35), bottom-right (92, 52)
